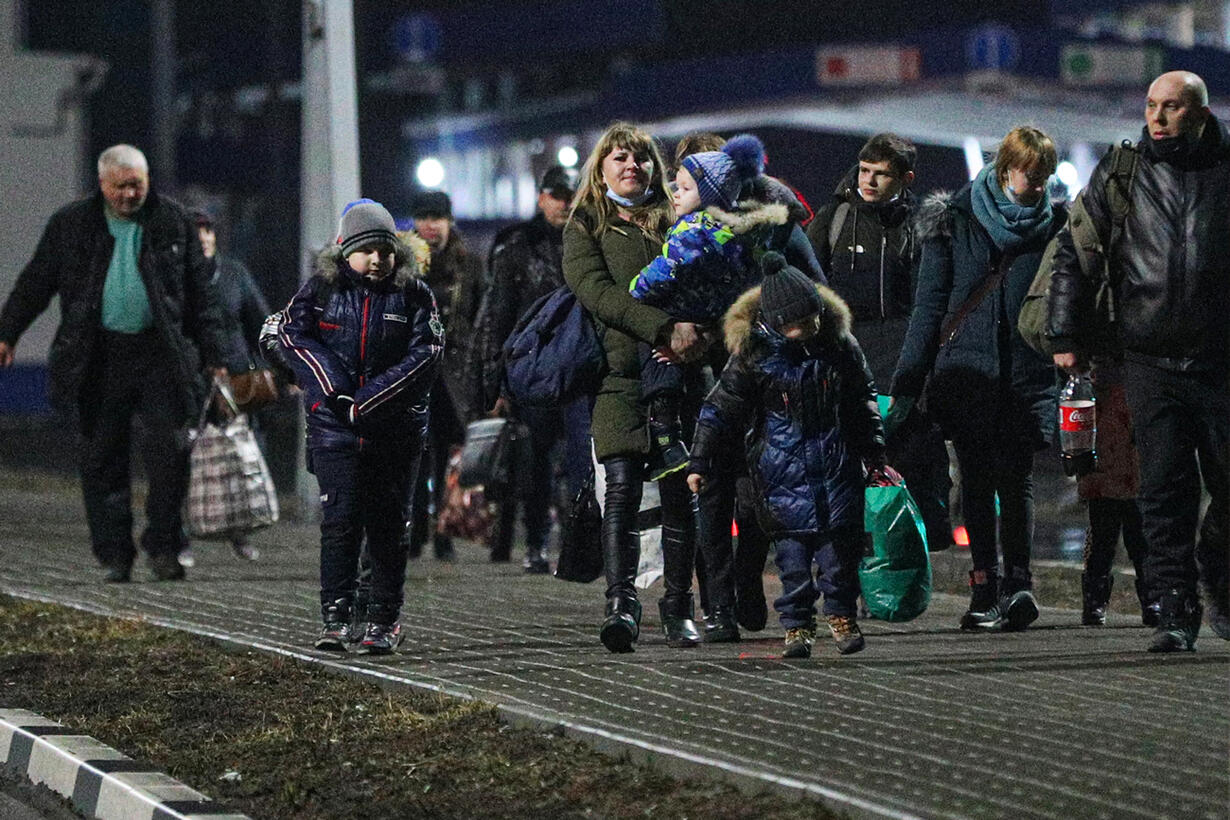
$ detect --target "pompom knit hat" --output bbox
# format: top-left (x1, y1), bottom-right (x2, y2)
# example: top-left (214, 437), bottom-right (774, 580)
top-left (337, 198), bottom-right (398, 257)
top-left (680, 133), bottom-right (766, 210)
top-left (758, 251), bottom-right (825, 329)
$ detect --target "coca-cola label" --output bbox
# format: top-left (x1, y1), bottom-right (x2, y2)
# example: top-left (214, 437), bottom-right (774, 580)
top-left (1060, 400), bottom-right (1095, 431)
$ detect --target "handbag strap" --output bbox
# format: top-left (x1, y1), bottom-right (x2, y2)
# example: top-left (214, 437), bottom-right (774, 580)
top-left (196, 376), bottom-right (240, 434)
top-left (938, 254), bottom-right (1014, 347)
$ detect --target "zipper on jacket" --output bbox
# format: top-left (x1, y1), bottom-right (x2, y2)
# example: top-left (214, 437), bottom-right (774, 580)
top-left (879, 234), bottom-right (887, 320)
top-left (358, 295), bottom-right (371, 449)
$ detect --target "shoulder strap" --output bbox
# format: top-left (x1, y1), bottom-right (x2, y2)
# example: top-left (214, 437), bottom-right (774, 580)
top-left (828, 201), bottom-right (851, 252)
top-left (938, 254), bottom-right (1013, 347)
top-left (1104, 141), bottom-right (1139, 254)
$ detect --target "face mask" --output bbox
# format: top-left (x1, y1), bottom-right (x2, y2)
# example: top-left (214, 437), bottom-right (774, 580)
top-left (605, 187), bottom-right (656, 208)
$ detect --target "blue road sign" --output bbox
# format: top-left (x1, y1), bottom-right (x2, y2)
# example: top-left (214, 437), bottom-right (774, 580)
top-left (966, 23), bottom-right (1021, 71)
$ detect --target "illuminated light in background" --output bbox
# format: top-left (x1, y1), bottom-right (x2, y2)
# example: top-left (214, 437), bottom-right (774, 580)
top-left (963, 136), bottom-right (985, 181)
top-left (953, 526), bottom-right (970, 547)
top-left (415, 157), bottom-right (445, 188)
top-left (557, 145), bottom-right (579, 168)
top-left (1055, 160), bottom-right (1081, 197)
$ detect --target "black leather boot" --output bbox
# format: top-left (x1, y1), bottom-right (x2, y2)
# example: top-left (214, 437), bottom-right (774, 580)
top-left (1081, 573), bottom-right (1112, 626)
top-left (959, 569), bottom-right (1001, 630)
top-left (703, 606), bottom-right (740, 643)
top-left (599, 458), bottom-right (642, 653)
top-left (658, 519), bottom-right (700, 647)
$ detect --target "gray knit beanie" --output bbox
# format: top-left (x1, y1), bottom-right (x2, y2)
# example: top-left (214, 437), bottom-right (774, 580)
top-left (759, 251), bottom-right (824, 329)
top-left (337, 198), bottom-right (397, 257)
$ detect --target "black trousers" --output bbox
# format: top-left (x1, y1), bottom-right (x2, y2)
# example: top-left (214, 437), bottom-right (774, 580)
top-left (79, 330), bottom-right (191, 569)
top-left (695, 451), bottom-right (770, 612)
top-left (950, 435), bottom-right (1035, 587)
top-left (311, 443), bottom-right (421, 623)
top-left (1123, 359), bottom-right (1229, 601)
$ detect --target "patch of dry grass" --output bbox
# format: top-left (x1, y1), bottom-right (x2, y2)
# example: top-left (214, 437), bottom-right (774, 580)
top-left (0, 596), bottom-right (835, 819)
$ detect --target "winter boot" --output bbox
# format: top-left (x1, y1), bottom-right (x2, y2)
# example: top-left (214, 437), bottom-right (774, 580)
top-left (433, 533), bottom-right (455, 562)
top-left (959, 570), bottom-right (1002, 630)
top-left (359, 622), bottom-right (404, 655)
top-left (782, 624), bottom-right (816, 659)
top-left (645, 400), bottom-right (690, 483)
top-left (1136, 577), bottom-right (1161, 627)
top-left (1081, 573), bottom-right (1113, 626)
top-left (149, 551), bottom-right (186, 581)
top-left (826, 614), bottom-right (866, 655)
top-left (658, 597), bottom-right (702, 648)
top-left (703, 606), bottom-right (740, 643)
top-left (523, 544), bottom-right (550, 575)
top-left (1201, 576), bottom-right (1230, 640)
top-left (1148, 589), bottom-right (1202, 653)
top-left (315, 598), bottom-right (353, 651)
top-left (600, 594), bottom-right (642, 653)
top-left (1000, 567), bottom-right (1039, 632)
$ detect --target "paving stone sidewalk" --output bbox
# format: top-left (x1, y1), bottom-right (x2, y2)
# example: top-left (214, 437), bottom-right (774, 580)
top-left (0, 472), bottom-right (1227, 820)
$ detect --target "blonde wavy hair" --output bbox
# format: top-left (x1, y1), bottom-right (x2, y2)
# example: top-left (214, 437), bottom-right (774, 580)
top-left (569, 121), bottom-right (672, 237)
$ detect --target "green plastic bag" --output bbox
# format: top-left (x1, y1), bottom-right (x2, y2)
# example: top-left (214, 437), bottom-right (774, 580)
top-left (859, 482), bottom-right (932, 622)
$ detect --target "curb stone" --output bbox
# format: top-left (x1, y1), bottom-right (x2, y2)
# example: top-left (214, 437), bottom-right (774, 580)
top-left (0, 709), bottom-right (248, 820)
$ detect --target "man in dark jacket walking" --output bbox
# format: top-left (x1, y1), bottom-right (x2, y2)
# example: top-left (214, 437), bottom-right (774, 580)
top-left (409, 190), bottom-right (486, 560)
top-left (1050, 71), bottom-right (1230, 652)
top-left (808, 133), bottom-right (952, 551)
top-left (479, 165), bottom-right (592, 571)
top-left (0, 144), bottom-right (223, 582)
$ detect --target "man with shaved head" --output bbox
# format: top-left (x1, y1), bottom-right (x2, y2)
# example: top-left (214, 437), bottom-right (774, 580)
top-left (0, 144), bottom-right (224, 582)
top-left (1049, 71), bottom-right (1229, 652)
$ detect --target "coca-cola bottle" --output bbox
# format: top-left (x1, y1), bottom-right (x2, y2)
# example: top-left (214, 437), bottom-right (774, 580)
top-left (1059, 371), bottom-right (1096, 477)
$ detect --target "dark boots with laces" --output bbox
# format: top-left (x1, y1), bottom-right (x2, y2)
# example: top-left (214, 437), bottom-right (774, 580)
top-left (1081, 573), bottom-right (1113, 625)
top-left (1148, 589), bottom-right (1202, 653)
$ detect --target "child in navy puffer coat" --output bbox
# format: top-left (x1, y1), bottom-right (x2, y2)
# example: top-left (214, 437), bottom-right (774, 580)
top-left (686, 253), bottom-right (887, 659)
top-left (629, 134), bottom-right (800, 481)
top-left (280, 199), bottom-right (443, 655)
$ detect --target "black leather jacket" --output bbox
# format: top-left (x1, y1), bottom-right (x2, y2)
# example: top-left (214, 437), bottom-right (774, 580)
top-left (1049, 117), bottom-right (1230, 371)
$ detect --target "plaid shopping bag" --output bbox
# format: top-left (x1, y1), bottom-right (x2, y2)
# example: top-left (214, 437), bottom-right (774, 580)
top-left (185, 379), bottom-right (279, 540)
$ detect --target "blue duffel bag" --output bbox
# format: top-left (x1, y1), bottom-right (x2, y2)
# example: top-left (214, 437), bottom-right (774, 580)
top-left (501, 285), bottom-right (605, 408)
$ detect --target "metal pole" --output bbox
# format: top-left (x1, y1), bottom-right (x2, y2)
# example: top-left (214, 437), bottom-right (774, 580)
top-left (150, 0), bottom-right (176, 191)
top-left (297, 0), bottom-right (360, 517)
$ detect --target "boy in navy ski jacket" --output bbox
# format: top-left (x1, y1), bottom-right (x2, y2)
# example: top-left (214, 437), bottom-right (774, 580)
top-left (280, 200), bottom-right (443, 654)
top-left (686, 253), bottom-right (887, 658)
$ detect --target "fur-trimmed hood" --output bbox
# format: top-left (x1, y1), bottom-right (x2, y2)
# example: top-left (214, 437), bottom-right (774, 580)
top-left (313, 238), bottom-right (424, 287)
top-left (722, 280), bottom-right (854, 357)
top-left (707, 175), bottom-right (811, 234)
top-left (914, 189), bottom-right (957, 243)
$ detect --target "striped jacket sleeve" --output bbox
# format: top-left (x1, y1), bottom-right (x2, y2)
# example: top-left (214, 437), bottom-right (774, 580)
top-left (278, 277), bottom-right (354, 400)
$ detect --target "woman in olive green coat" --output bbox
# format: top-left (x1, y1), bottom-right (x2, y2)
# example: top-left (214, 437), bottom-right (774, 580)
top-left (563, 122), bottom-right (710, 653)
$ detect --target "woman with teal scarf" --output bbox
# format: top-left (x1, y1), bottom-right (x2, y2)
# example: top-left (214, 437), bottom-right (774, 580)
top-left (889, 126), bottom-right (1066, 634)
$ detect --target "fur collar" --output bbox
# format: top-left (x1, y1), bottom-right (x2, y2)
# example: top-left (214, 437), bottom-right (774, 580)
top-left (915, 190), bottom-right (955, 243)
top-left (707, 201), bottom-right (790, 235)
top-left (722, 281), bottom-right (853, 357)
top-left (314, 240), bottom-right (423, 287)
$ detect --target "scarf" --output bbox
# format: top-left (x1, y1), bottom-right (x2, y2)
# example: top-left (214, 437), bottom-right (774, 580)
top-left (969, 164), bottom-right (1053, 252)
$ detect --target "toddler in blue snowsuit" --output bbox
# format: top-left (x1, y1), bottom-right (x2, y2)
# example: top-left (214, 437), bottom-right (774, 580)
top-left (628, 134), bottom-right (773, 480)
top-left (280, 200), bottom-right (443, 655)
top-left (686, 253), bottom-right (887, 658)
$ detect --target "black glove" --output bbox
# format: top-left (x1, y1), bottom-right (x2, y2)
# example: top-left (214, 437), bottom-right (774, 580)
top-left (326, 394), bottom-right (358, 425)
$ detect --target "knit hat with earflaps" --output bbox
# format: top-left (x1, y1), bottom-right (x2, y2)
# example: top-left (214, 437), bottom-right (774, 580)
top-left (337, 198), bottom-right (398, 257)
top-left (681, 133), bottom-right (765, 210)
top-left (758, 251), bottom-right (825, 329)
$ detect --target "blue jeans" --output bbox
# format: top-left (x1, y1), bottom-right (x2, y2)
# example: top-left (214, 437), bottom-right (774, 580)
top-left (772, 528), bottom-right (862, 628)
top-left (310, 442), bottom-right (422, 624)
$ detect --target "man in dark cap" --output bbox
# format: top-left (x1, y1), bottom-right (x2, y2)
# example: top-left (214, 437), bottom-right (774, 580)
top-left (408, 190), bottom-right (486, 560)
top-left (478, 165), bottom-right (592, 571)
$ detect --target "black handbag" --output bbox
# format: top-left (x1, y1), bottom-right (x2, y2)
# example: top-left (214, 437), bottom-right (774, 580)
top-left (554, 478), bottom-right (603, 583)
top-left (457, 418), bottom-right (520, 490)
